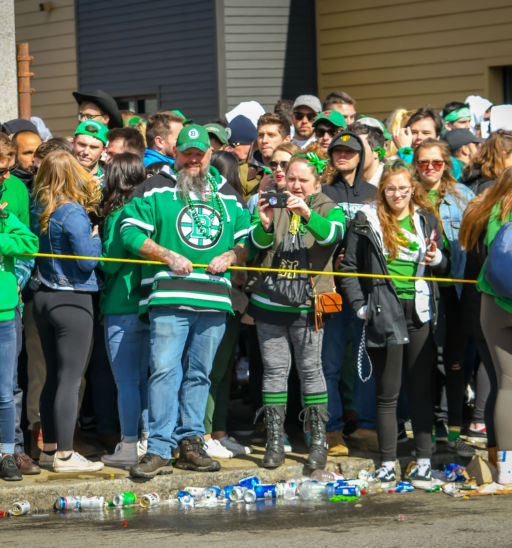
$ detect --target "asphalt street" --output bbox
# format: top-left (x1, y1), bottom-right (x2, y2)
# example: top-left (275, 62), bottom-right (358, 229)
top-left (2, 490), bottom-right (510, 547)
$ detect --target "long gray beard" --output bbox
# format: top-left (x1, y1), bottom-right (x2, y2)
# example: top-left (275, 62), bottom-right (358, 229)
top-left (176, 169), bottom-right (209, 198)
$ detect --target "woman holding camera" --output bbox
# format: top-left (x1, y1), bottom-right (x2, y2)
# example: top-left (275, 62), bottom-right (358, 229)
top-left (249, 153), bottom-right (345, 470)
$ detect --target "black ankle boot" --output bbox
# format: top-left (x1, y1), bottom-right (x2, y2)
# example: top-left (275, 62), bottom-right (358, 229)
top-left (303, 404), bottom-right (328, 470)
top-left (259, 406), bottom-right (285, 469)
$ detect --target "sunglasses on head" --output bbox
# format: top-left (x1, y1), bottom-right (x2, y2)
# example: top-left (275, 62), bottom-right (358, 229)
top-left (293, 111), bottom-right (316, 122)
top-left (269, 160), bottom-right (289, 171)
top-left (417, 160), bottom-right (445, 171)
top-left (314, 127), bottom-right (338, 138)
top-left (0, 166), bottom-right (15, 177)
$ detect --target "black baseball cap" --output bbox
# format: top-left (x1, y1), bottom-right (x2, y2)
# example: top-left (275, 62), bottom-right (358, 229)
top-left (443, 129), bottom-right (484, 153)
top-left (328, 132), bottom-right (362, 154)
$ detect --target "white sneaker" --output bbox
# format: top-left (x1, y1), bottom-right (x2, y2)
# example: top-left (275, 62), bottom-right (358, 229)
top-left (137, 438), bottom-right (148, 459)
top-left (102, 442), bottom-right (138, 466)
top-left (205, 438), bottom-right (233, 459)
top-left (54, 452), bottom-right (104, 473)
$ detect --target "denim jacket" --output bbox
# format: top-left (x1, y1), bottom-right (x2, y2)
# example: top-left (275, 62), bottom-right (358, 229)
top-left (34, 202), bottom-right (102, 291)
top-left (439, 183), bottom-right (475, 294)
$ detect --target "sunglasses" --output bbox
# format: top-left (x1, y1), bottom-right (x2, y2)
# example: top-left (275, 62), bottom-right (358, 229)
top-left (416, 160), bottom-right (445, 171)
top-left (0, 166), bottom-right (15, 177)
top-left (293, 111), bottom-right (316, 122)
top-left (269, 160), bottom-right (289, 171)
top-left (315, 127), bottom-right (338, 138)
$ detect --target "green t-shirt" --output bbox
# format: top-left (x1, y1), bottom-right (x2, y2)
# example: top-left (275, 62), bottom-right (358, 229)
top-left (387, 215), bottom-right (417, 300)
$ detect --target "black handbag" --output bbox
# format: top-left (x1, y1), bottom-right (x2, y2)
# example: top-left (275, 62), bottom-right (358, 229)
top-left (261, 228), bottom-right (313, 307)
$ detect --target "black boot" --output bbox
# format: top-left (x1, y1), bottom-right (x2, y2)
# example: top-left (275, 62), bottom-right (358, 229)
top-left (259, 406), bottom-right (285, 469)
top-left (303, 404), bottom-right (328, 470)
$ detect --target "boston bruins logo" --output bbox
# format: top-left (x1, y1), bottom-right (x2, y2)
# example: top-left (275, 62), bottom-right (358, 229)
top-left (177, 204), bottom-right (223, 249)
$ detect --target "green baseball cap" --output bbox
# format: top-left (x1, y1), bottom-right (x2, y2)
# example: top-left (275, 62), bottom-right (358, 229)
top-left (313, 110), bottom-right (347, 129)
top-left (204, 123), bottom-right (229, 145)
top-left (75, 120), bottom-right (108, 145)
top-left (176, 124), bottom-right (210, 152)
top-left (172, 109), bottom-right (193, 125)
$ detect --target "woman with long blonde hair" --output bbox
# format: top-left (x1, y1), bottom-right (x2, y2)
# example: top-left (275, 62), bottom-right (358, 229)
top-left (339, 161), bottom-right (448, 489)
top-left (413, 139), bottom-right (476, 458)
top-left (32, 150), bottom-right (104, 473)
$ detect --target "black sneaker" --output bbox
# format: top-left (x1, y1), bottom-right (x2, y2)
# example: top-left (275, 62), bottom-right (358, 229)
top-left (129, 452), bottom-right (172, 479)
top-left (447, 437), bottom-right (476, 458)
top-left (375, 466), bottom-right (396, 486)
top-left (0, 455), bottom-right (22, 481)
top-left (175, 437), bottom-right (221, 472)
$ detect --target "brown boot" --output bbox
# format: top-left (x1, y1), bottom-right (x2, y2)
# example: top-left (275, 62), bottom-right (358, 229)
top-left (326, 431), bottom-right (349, 456)
top-left (488, 446), bottom-right (498, 468)
top-left (14, 452), bottom-right (41, 475)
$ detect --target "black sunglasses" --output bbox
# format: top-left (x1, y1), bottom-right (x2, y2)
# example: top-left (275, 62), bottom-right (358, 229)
top-left (315, 127), bottom-right (338, 138)
top-left (0, 166), bottom-right (16, 177)
top-left (269, 160), bottom-right (289, 170)
top-left (293, 111), bottom-right (316, 122)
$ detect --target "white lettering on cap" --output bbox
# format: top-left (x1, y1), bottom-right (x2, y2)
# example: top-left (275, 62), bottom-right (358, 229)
top-left (188, 129), bottom-right (199, 139)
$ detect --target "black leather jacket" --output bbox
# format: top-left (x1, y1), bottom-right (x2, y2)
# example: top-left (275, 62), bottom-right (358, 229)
top-left (339, 208), bottom-right (450, 347)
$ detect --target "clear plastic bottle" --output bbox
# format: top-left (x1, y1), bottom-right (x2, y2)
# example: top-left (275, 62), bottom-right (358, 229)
top-left (311, 469), bottom-right (344, 483)
top-left (297, 481), bottom-right (327, 500)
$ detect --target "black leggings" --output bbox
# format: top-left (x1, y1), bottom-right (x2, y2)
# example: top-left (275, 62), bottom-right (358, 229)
top-left (439, 285), bottom-right (467, 428)
top-left (33, 288), bottom-right (94, 450)
top-left (368, 299), bottom-right (436, 461)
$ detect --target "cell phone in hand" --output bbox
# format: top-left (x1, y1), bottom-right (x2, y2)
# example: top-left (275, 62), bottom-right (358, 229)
top-left (262, 191), bottom-right (288, 208)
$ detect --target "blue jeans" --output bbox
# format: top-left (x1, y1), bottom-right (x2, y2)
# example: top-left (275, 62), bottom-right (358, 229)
top-left (147, 307), bottom-right (226, 460)
top-left (322, 306), bottom-right (376, 431)
top-left (0, 319), bottom-right (17, 454)
top-left (13, 305), bottom-right (24, 452)
top-left (105, 314), bottom-right (149, 442)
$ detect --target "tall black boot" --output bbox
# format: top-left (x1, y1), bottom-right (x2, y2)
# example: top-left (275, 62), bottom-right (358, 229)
top-left (258, 406), bottom-right (285, 469)
top-left (303, 404), bottom-right (328, 470)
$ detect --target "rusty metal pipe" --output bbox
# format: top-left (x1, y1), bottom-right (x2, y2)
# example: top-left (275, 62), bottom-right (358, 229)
top-left (17, 43), bottom-right (35, 120)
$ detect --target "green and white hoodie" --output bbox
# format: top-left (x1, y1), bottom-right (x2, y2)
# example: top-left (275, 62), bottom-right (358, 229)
top-left (120, 166), bottom-right (250, 316)
top-left (0, 211), bottom-right (39, 321)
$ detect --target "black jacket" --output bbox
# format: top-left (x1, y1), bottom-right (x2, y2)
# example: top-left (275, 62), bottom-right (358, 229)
top-left (339, 208), bottom-right (450, 347)
top-left (323, 132), bottom-right (377, 233)
top-left (461, 164), bottom-right (495, 195)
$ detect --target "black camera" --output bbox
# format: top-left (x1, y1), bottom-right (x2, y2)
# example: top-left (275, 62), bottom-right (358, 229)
top-left (262, 191), bottom-right (288, 208)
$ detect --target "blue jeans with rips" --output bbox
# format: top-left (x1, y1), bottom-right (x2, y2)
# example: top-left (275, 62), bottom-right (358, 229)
top-left (146, 307), bottom-right (226, 460)
top-left (0, 319), bottom-right (17, 455)
top-left (104, 314), bottom-right (149, 442)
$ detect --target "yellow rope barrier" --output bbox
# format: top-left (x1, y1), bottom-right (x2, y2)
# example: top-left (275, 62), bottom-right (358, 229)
top-left (24, 252), bottom-right (477, 284)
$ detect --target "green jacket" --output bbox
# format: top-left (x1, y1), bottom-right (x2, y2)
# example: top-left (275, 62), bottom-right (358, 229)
top-left (0, 211), bottom-right (39, 321)
top-left (120, 167), bottom-right (250, 316)
top-left (99, 206), bottom-right (142, 315)
top-left (1, 174), bottom-right (29, 225)
top-left (477, 205), bottom-right (512, 314)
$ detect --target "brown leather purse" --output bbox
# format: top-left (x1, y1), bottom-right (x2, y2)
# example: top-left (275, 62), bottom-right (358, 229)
top-left (314, 289), bottom-right (342, 331)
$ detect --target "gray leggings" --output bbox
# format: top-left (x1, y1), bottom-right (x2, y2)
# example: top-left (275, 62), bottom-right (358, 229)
top-left (256, 320), bottom-right (327, 397)
top-left (481, 293), bottom-right (512, 450)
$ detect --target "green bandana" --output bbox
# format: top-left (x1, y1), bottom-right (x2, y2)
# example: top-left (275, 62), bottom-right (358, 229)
top-left (374, 146), bottom-right (386, 159)
top-left (444, 107), bottom-right (471, 122)
top-left (384, 159), bottom-right (414, 173)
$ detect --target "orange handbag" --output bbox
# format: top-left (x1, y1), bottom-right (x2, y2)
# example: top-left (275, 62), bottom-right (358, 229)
top-left (314, 291), bottom-right (342, 331)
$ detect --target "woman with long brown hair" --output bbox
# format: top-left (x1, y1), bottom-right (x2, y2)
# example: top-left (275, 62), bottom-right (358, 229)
top-left (460, 167), bottom-right (512, 481)
top-left (339, 161), bottom-right (448, 489)
top-left (413, 139), bottom-right (475, 458)
top-left (32, 150), bottom-right (104, 473)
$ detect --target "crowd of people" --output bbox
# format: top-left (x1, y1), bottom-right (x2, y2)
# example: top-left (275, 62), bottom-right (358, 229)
top-left (1, 87), bottom-right (512, 489)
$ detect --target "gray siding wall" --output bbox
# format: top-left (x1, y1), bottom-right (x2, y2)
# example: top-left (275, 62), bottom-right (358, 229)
top-left (76, 0), bottom-right (218, 122)
top-left (219, 0), bottom-right (317, 113)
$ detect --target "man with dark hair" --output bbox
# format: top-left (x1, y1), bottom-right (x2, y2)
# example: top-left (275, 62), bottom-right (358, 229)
top-left (256, 113), bottom-right (290, 165)
top-left (321, 131), bottom-right (378, 457)
top-left (350, 121), bottom-right (386, 186)
top-left (323, 91), bottom-right (357, 125)
top-left (105, 127), bottom-right (145, 162)
top-left (291, 95), bottom-right (322, 148)
top-left (442, 101), bottom-right (472, 131)
top-left (2, 119), bottom-right (42, 191)
top-left (34, 137), bottom-right (73, 170)
top-left (444, 128), bottom-right (483, 173)
top-left (72, 89), bottom-right (123, 130)
top-left (121, 124), bottom-right (250, 478)
top-left (274, 99), bottom-right (294, 127)
top-left (144, 112), bottom-right (184, 167)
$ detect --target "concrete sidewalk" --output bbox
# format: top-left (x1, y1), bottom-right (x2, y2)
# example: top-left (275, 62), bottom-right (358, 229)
top-left (0, 446), bottom-right (374, 512)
